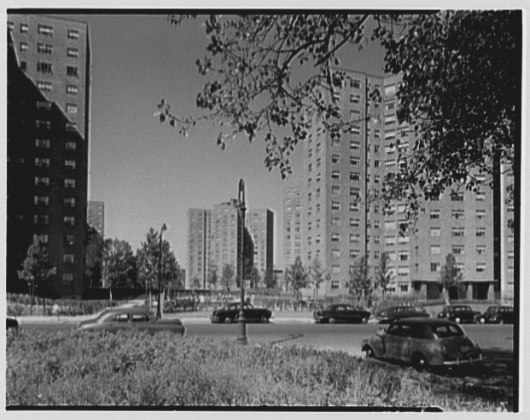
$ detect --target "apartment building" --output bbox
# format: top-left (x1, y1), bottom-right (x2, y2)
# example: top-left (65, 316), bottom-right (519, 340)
top-left (7, 15), bottom-right (91, 298)
top-left (186, 209), bottom-right (211, 289)
top-left (292, 69), bottom-right (508, 300)
top-left (246, 209), bottom-right (274, 282)
top-left (283, 187), bottom-right (303, 267)
top-left (87, 201), bottom-right (105, 237)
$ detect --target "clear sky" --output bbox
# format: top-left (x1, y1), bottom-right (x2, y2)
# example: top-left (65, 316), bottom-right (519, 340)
top-left (57, 13), bottom-right (386, 270)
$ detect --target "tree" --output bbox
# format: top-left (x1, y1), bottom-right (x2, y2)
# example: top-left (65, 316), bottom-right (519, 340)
top-left (440, 253), bottom-right (464, 302)
top-left (85, 225), bottom-right (104, 288)
top-left (221, 263), bottom-right (235, 292)
top-left (263, 268), bottom-right (276, 290)
top-left (136, 228), bottom-right (180, 294)
top-left (347, 255), bottom-right (373, 306)
top-left (208, 263), bottom-right (219, 290)
top-left (310, 257), bottom-right (325, 301)
top-left (249, 265), bottom-right (261, 289)
top-left (102, 238), bottom-right (138, 289)
top-left (285, 256), bottom-right (310, 301)
top-left (159, 12), bottom-right (519, 218)
top-left (374, 252), bottom-right (393, 301)
top-left (18, 237), bottom-right (56, 314)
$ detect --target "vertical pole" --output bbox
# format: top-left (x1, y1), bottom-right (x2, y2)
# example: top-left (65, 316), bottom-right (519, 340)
top-left (237, 179), bottom-right (248, 345)
top-left (157, 223), bottom-right (167, 319)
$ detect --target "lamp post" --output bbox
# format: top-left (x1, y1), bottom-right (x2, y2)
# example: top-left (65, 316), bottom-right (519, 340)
top-left (236, 179), bottom-right (248, 345)
top-left (156, 223), bottom-right (167, 319)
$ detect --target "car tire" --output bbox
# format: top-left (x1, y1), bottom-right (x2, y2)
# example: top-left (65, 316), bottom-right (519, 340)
top-left (364, 346), bottom-right (375, 359)
top-left (223, 317), bottom-right (231, 323)
top-left (329, 317), bottom-right (336, 324)
top-left (412, 353), bottom-right (428, 371)
top-left (478, 317), bottom-right (485, 324)
top-left (454, 317), bottom-right (461, 324)
top-left (260, 315), bottom-right (268, 323)
top-left (361, 317), bottom-right (368, 324)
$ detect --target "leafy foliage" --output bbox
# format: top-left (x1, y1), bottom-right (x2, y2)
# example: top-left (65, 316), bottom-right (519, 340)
top-left (374, 252), bottom-right (393, 300)
top-left (17, 238), bottom-right (56, 309)
top-left (102, 238), bottom-right (138, 289)
top-left (309, 257), bottom-right (325, 300)
top-left (221, 263), bottom-right (235, 292)
top-left (159, 12), bottom-right (519, 218)
top-left (285, 256), bottom-right (310, 300)
top-left (85, 225), bottom-right (104, 288)
top-left (440, 253), bottom-right (464, 297)
top-left (347, 254), bottom-right (373, 306)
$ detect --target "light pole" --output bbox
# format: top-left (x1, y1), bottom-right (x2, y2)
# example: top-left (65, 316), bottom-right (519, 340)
top-left (236, 179), bottom-right (248, 345)
top-left (157, 223), bottom-right (167, 319)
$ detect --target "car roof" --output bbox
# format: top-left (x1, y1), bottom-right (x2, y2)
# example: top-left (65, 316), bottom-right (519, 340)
top-left (391, 317), bottom-right (457, 326)
top-left (103, 307), bottom-right (151, 314)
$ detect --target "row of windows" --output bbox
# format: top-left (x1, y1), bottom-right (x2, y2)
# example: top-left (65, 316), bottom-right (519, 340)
top-left (33, 215), bottom-right (76, 226)
top-left (9, 21), bottom-right (80, 39)
top-left (429, 227), bottom-right (487, 237)
top-left (34, 192), bottom-right (77, 206)
top-left (430, 244), bottom-right (487, 255)
top-left (430, 262), bottom-right (487, 273)
top-left (34, 117), bottom-right (79, 132)
top-left (34, 81), bottom-right (79, 95)
top-left (20, 42), bottom-right (80, 57)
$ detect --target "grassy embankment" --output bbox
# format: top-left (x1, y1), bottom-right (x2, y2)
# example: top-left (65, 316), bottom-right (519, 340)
top-left (6, 329), bottom-right (509, 410)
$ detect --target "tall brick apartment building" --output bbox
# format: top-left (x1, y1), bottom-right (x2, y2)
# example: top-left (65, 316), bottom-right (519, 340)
top-left (7, 15), bottom-right (91, 298)
top-left (293, 69), bottom-right (513, 300)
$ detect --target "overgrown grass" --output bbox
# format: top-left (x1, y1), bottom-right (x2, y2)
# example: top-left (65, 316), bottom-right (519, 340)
top-left (6, 329), bottom-right (503, 410)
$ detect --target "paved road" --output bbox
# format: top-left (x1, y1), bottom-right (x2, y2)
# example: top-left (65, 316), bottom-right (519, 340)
top-left (19, 318), bottom-right (513, 358)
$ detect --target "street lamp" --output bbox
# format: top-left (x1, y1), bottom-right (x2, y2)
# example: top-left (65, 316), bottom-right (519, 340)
top-left (157, 223), bottom-right (167, 319)
top-left (236, 179), bottom-right (248, 345)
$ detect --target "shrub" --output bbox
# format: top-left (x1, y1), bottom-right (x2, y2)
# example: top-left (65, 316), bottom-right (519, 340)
top-left (6, 330), bottom-right (505, 410)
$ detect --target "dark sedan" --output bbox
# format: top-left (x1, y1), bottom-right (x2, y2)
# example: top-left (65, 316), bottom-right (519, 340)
top-left (362, 318), bottom-right (483, 370)
top-left (376, 305), bottom-right (430, 324)
top-left (437, 305), bottom-right (476, 324)
top-left (7, 316), bottom-right (19, 331)
top-left (475, 305), bottom-right (514, 324)
top-left (77, 307), bottom-right (185, 335)
top-left (210, 302), bottom-right (272, 323)
top-left (313, 304), bottom-right (371, 324)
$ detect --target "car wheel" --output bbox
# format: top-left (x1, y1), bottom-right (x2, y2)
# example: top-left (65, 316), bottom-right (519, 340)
top-left (361, 317), bottom-right (368, 324)
top-left (260, 315), bottom-right (268, 323)
top-left (329, 317), bottom-right (336, 324)
top-left (478, 317), bottom-right (485, 324)
top-left (223, 317), bottom-right (231, 324)
top-left (364, 346), bottom-right (375, 359)
top-left (454, 317), bottom-right (461, 324)
top-left (412, 353), bottom-right (428, 371)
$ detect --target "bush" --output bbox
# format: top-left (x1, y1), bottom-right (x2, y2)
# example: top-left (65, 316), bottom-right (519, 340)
top-left (6, 330), bottom-right (504, 409)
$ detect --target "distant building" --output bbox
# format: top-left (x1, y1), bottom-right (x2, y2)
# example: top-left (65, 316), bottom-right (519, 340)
top-left (283, 187), bottom-right (303, 267)
top-left (87, 201), bottom-right (104, 236)
top-left (186, 209), bottom-right (211, 290)
top-left (246, 209), bottom-right (274, 283)
top-left (7, 15), bottom-right (91, 298)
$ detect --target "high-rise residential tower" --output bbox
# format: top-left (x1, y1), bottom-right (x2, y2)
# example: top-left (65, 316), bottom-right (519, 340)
top-left (7, 15), bottom-right (91, 298)
top-left (87, 201), bottom-right (104, 237)
top-left (186, 209), bottom-right (211, 289)
top-left (283, 187), bottom-right (303, 268)
top-left (246, 209), bottom-right (274, 282)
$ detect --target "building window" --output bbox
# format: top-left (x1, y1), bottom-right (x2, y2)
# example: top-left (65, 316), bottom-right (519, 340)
top-left (452, 227), bottom-right (465, 237)
top-left (350, 233), bottom-right (360, 243)
top-left (430, 227), bottom-right (440, 237)
top-left (331, 201), bottom-right (340, 211)
top-left (67, 65), bottom-right (79, 77)
top-left (38, 24), bottom-right (54, 36)
top-left (350, 249), bottom-right (360, 259)
top-left (332, 138), bottom-right (341, 147)
top-left (65, 234), bottom-right (75, 245)
top-left (67, 28), bottom-right (80, 39)
top-left (384, 220), bottom-right (396, 231)
top-left (476, 227), bottom-right (486, 237)
top-left (62, 273), bottom-right (74, 283)
top-left (37, 43), bottom-right (53, 54)
top-left (20, 42), bottom-right (29, 52)
top-left (350, 79), bottom-right (361, 89)
top-left (476, 191), bottom-right (486, 201)
top-left (332, 249), bottom-right (341, 258)
top-left (34, 195), bottom-right (50, 206)
top-left (399, 251), bottom-right (409, 261)
top-left (430, 262), bottom-right (440, 272)
top-left (65, 160), bottom-right (76, 170)
top-left (37, 81), bottom-right (53, 92)
top-left (331, 280), bottom-right (340, 290)
top-left (332, 154), bottom-right (340, 163)
top-left (35, 157), bottom-right (50, 167)
top-left (331, 265), bottom-right (341, 274)
top-left (34, 215), bottom-right (50, 225)
top-left (385, 235), bottom-right (396, 245)
top-left (350, 202), bottom-right (359, 212)
top-left (331, 217), bottom-right (340, 227)
top-left (36, 119), bottom-right (51, 130)
top-left (20, 23), bottom-right (29, 33)
top-left (20, 61), bottom-right (27, 71)
top-left (63, 254), bottom-right (75, 264)
top-left (476, 262), bottom-right (486, 273)
top-left (350, 126), bottom-right (361, 135)
top-left (398, 267), bottom-right (409, 277)
top-left (64, 197), bottom-right (76, 207)
top-left (350, 156), bottom-right (359, 165)
top-left (350, 140), bottom-right (360, 150)
top-left (331, 186), bottom-right (340, 196)
top-left (430, 245), bottom-right (440, 255)
top-left (66, 122), bottom-right (78, 131)
top-left (66, 85), bottom-right (78, 95)
top-left (384, 114), bottom-right (396, 126)
top-left (476, 245), bottom-right (486, 255)
top-left (451, 209), bottom-right (465, 220)
top-left (350, 218), bottom-right (360, 228)
top-left (452, 245), bottom-right (465, 255)
top-left (331, 170), bottom-right (340, 180)
top-left (67, 47), bottom-right (79, 58)
top-left (384, 144), bottom-right (396, 155)
top-left (36, 101), bottom-right (52, 111)
top-left (34, 234), bottom-right (49, 244)
top-left (350, 187), bottom-right (360, 197)
top-left (66, 103), bottom-right (78, 114)
top-left (35, 138), bottom-right (51, 148)
top-left (64, 216), bottom-right (75, 227)
top-left (350, 93), bottom-right (361, 104)
top-left (65, 141), bottom-right (77, 151)
top-left (476, 209), bottom-right (486, 220)
top-left (34, 176), bottom-right (50, 186)
top-left (451, 192), bottom-right (464, 201)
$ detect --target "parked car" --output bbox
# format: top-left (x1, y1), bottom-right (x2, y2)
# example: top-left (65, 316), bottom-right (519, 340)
top-left (7, 316), bottom-right (19, 331)
top-left (437, 305), bottom-right (476, 323)
top-left (376, 305), bottom-right (430, 324)
top-left (313, 304), bottom-right (371, 324)
top-left (210, 302), bottom-right (272, 323)
top-left (361, 318), bottom-right (483, 370)
top-left (475, 305), bottom-right (514, 324)
top-left (77, 307), bottom-right (185, 336)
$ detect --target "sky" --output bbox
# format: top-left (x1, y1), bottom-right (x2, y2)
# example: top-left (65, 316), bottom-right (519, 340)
top-left (52, 13), bottom-right (386, 270)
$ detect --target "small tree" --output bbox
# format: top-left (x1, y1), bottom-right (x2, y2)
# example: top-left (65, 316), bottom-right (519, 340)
top-left (263, 268), bottom-right (276, 290)
top-left (249, 265), bottom-right (261, 289)
top-left (18, 238), bottom-right (56, 314)
top-left (285, 256), bottom-right (310, 301)
top-left (103, 238), bottom-right (138, 290)
top-left (310, 257), bottom-right (325, 301)
top-left (440, 253), bottom-right (464, 302)
top-left (221, 263), bottom-right (235, 292)
top-left (347, 255), bottom-right (373, 307)
top-left (375, 252), bottom-right (393, 301)
top-left (208, 264), bottom-right (218, 290)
